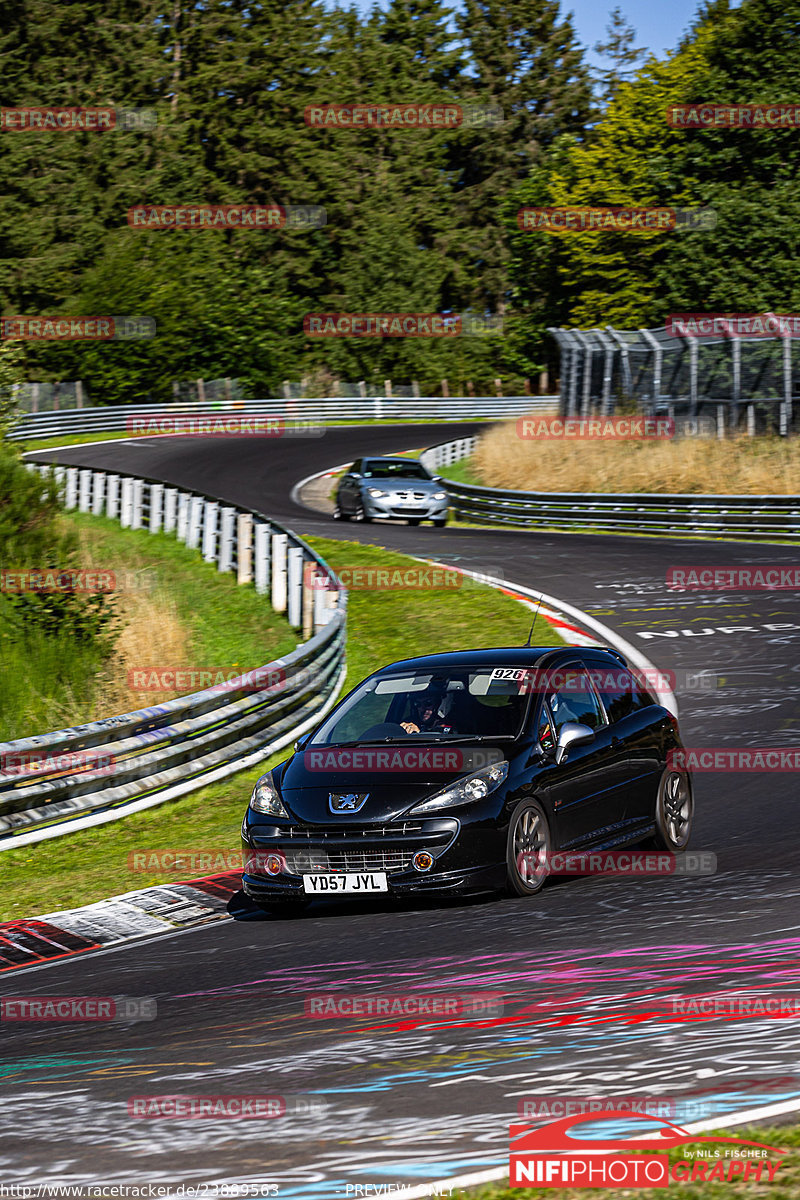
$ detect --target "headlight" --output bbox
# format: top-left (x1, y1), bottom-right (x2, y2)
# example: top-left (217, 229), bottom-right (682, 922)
top-left (249, 771), bottom-right (289, 817)
top-left (409, 761), bottom-right (508, 814)
top-left (432, 491), bottom-right (447, 500)
top-left (368, 488), bottom-right (387, 498)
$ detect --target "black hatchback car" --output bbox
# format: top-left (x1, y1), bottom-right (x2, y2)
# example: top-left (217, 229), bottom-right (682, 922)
top-left (241, 646), bottom-right (693, 908)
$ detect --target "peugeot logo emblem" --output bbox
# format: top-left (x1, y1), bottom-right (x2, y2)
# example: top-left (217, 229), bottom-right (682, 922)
top-left (329, 792), bottom-right (369, 813)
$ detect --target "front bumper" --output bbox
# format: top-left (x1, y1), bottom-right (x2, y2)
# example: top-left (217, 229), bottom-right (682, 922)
top-left (362, 494), bottom-right (449, 521)
top-left (241, 815), bottom-right (506, 899)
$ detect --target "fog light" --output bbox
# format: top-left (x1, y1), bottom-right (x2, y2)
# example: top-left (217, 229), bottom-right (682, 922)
top-left (413, 851), bottom-right (434, 872)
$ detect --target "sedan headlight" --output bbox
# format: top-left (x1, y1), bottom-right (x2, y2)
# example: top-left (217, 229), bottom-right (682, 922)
top-left (432, 491), bottom-right (448, 500)
top-left (409, 761), bottom-right (508, 814)
top-left (249, 771), bottom-right (289, 817)
top-left (367, 487), bottom-right (388, 498)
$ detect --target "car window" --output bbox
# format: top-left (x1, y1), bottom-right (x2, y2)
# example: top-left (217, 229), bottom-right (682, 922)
top-left (590, 665), bottom-right (655, 724)
top-left (547, 666), bottom-right (606, 733)
top-left (537, 701), bottom-right (556, 753)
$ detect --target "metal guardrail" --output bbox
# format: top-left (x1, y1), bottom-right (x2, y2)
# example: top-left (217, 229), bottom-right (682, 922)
top-left (0, 464), bottom-right (347, 849)
top-left (421, 437), bottom-right (800, 541)
top-left (8, 396), bottom-right (558, 441)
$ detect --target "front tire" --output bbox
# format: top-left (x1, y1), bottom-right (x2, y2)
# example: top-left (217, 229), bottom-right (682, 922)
top-left (649, 767), bottom-right (693, 850)
top-left (505, 799), bottom-right (551, 896)
top-left (333, 503), bottom-right (350, 522)
top-left (354, 500), bottom-right (371, 523)
top-left (432, 518), bottom-right (447, 527)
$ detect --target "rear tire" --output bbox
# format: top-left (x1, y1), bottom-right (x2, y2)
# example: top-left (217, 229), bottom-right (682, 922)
top-left (505, 799), bottom-right (551, 896)
top-left (648, 768), bottom-right (693, 851)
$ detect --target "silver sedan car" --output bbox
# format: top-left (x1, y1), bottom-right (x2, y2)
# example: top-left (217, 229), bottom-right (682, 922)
top-left (334, 456), bottom-right (449, 526)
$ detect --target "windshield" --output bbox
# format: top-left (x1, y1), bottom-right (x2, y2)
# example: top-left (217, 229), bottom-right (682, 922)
top-left (362, 461), bottom-right (431, 480)
top-left (308, 668), bottom-right (530, 745)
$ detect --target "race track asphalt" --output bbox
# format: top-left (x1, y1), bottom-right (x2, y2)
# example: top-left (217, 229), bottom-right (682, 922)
top-left (7, 424), bottom-right (799, 1197)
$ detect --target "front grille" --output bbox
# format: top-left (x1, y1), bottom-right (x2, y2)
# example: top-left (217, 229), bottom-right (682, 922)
top-left (260, 820), bottom-right (458, 877)
top-left (284, 849), bottom-right (410, 874)
top-left (392, 506), bottom-right (431, 516)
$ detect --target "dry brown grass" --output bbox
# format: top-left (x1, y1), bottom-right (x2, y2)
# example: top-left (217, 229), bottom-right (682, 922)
top-left (75, 524), bottom-right (193, 716)
top-left (472, 420), bottom-right (800, 494)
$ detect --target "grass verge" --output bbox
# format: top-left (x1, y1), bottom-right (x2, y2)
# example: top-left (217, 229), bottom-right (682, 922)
top-left (0, 535), bottom-right (560, 919)
top-left (0, 512), bottom-right (297, 741)
top-left (452, 1124), bottom-right (799, 1198)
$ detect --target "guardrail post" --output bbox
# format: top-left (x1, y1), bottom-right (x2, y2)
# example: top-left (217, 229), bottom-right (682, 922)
top-left (131, 479), bottom-right (144, 529)
top-left (219, 507), bottom-right (236, 572)
top-left (163, 488), bottom-right (178, 533)
top-left (237, 514), bottom-right (253, 584)
top-left (271, 532), bottom-right (288, 611)
top-left (254, 521), bottom-right (270, 595)
top-left (202, 500), bottom-right (219, 562)
top-left (149, 484), bottom-right (164, 533)
top-left (187, 496), bottom-right (204, 549)
top-left (78, 469), bottom-right (92, 512)
top-left (65, 467), bottom-right (79, 510)
top-left (747, 404), bottom-right (756, 436)
top-left (120, 477), bottom-right (134, 527)
top-left (176, 492), bottom-right (190, 541)
top-left (287, 546), bottom-right (303, 627)
top-left (106, 474), bottom-right (120, 519)
top-left (302, 561), bottom-right (316, 639)
top-left (91, 472), bottom-right (105, 516)
top-left (717, 405), bottom-right (726, 440)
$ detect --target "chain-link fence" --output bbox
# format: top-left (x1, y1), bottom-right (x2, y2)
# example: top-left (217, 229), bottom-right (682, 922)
top-left (11, 381), bottom-right (88, 412)
top-left (549, 324), bottom-right (800, 436)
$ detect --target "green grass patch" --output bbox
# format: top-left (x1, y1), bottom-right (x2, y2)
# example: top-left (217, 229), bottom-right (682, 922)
top-left (438, 456), bottom-right (485, 487)
top-left (0, 510), bottom-right (297, 741)
top-left (452, 1124), bottom-right (799, 1198)
top-left (0, 535), bottom-right (559, 919)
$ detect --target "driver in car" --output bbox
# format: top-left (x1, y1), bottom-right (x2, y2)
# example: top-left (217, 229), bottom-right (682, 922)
top-left (401, 689), bottom-right (455, 734)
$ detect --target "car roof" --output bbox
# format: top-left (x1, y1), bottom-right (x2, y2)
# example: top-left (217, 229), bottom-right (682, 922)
top-left (372, 646), bottom-right (627, 674)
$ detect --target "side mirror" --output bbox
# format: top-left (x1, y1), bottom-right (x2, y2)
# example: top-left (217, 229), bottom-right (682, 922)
top-left (294, 732), bottom-right (312, 753)
top-left (433, 475), bottom-right (444, 483)
top-left (554, 722), bottom-right (595, 766)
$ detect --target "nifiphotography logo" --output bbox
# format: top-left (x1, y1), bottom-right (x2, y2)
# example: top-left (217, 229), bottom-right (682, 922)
top-left (509, 1110), bottom-right (785, 1188)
